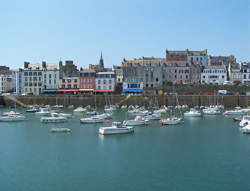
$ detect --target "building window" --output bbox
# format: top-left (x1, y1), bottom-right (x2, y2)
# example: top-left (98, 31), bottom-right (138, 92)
top-left (109, 86), bottom-right (112, 89)
top-left (62, 85), bottom-right (65, 88)
top-left (109, 79), bottom-right (112, 84)
top-left (222, 76), bottom-right (224, 79)
top-left (74, 84), bottom-right (77, 88)
top-left (68, 84), bottom-right (71, 88)
top-left (156, 78), bottom-right (158, 82)
top-left (98, 86), bottom-right (101, 89)
top-left (74, 79), bottom-right (77, 83)
top-left (98, 80), bottom-right (101, 84)
top-left (49, 74), bottom-right (52, 78)
top-left (67, 79), bottom-right (71, 83)
top-left (62, 79), bottom-right (65, 83)
top-left (103, 80), bottom-right (106, 84)
top-left (44, 74), bottom-right (46, 78)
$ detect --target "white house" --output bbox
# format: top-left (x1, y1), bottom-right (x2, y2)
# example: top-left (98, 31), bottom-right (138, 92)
top-left (241, 62), bottom-right (250, 85)
top-left (95, 71), bottom-right (116, 92)
top-left (21, 62), bottom-right (60, 95)
top-left (0, 72), bottom-right (16, 94)
top-left (201, 65), bottom-right (227, 85)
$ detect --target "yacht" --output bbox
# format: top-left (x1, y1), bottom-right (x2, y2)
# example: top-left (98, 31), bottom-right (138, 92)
top-left (153, 108), bottom-right (167, 114)
top-left (143, 113), bottom-right (161, 120)
top-left (26, 107), bottom-right (39, 113)
top-left (96, 113), bottom-right (112, 119)
top-left (36, 108), bottom-right (50, 116)
top-left (50, 128), bottom-right (71, 133)
top-left (99, 122), bottom-right (134, 135)
top-left (56, 113), bottom-right (73, 118)
top-left (104, 106), bottom-right (116, 113)
top-left (121, 105), bottom-right (128, 109)
top-left (3, 111), bottom-right (21, 116)
top-left (223, 109), bottom-right (244, 115)
top-left (0, 113), bottom-right (25, 122)
top-left (123, 116), bottom-right (149, 126)
top-left (80, 116), bottom-right (104, 124)
top-left (160, 117), bottom-right (183, 125)
top-left (202, 108), bottom-right (221, 115)
top-left (128, 109), bottom-right (149, 116)
top-left (241, 125), bottom-right (250, 134)
top-left (74, 106), bottom-right (87, 113)
top-left (239, 115), bottom-right (250, 127)
top-left (40, 113), bottom-right (67, 123)
top-left (184, 109), bottom-right (202, 117)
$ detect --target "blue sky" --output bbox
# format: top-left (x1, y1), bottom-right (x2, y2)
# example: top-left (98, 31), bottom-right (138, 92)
top-left (0, 0), bottom-right (249, 68)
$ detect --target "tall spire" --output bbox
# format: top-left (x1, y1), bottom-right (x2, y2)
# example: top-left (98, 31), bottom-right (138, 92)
top-left (99, 52), bottom-right (104, 68)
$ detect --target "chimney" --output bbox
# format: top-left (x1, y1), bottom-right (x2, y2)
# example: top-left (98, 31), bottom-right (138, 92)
top-left (42, 61), bottom-right (46, 69)
top-left (24, 62), bottom-right (30, 69)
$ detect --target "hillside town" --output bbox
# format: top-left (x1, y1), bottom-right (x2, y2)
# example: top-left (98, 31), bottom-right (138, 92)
top-left (0, 49), bottom-right (249, 95)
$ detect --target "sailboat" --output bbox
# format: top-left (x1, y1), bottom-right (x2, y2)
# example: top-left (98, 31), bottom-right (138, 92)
top-left (160, 87), bottom-right (183, 125)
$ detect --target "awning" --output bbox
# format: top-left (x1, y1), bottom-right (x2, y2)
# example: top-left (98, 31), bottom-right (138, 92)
top-left (42, 89), bottom-right (57, 92)
top-left (122, 88), bottom-right (143, 93)
top-left (95, 89), bottom-right (115, 92)
top-left (79, 89), bottom-right (94, 92)
top-left (57, 89), bottom-right (79, 92)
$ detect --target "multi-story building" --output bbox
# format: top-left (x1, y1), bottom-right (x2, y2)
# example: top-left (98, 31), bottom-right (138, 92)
top-left (122, 82), bottom-right (143, 94)
top-left (21, 61), bottom-right (60, 95)
top-left (122, 57), bottom-right (165, 89)
top-left (95, 71), bottom-right (116, 92)
top-left (166, 49), bottom-right (208, 66)
top-left (113, 65), bottom-right (123, 84)
top-left (59, 77), bottom-right (79, 89)
top-left (228, 63), bottom-right (242, 85)
top-left (163, 62), bottom-right (201, 85)
top-left (0, 73), bottom-right (16, 94)
top-left (59, 60), bottom-right (79, 78)
top-left (201, 65), bottom-right (227, 85)
top-left (79, 69), bottom-right (96, 91)
top-left (241, 62), bottom-right (250, 85)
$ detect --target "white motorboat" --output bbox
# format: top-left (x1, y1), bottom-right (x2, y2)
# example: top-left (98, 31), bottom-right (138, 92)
top-left (143, 113), bottom-right (161, 120)
top-left (26, 107), bottom-right (39, 113)
top-left (160, 117), bottom-right (183, 125)
top-left (36, 108), bottom-right (50, 116)
top-left (154, 108), bottom-right (167, 114)
top-left (50, 128), bottom-right (71, 133)
top-left (99, 122), bottom-right (134, 135)
top-left (40, 113), bottom-right (67, 123)
top-left (74, 106), bottom-right (87, 113)
top-left (104, 106), bottom-right (116, 113)
top-left (239, 115), bottom-right (250, 127)
top-left (123, 116), bottom-right (149, 126)
top-left (128, 109), bottom-right (149, 116)
top-left (96, 113), bottom-right (112, 119)
top-left (121, 105), bottom-right (127, 109)
top-left (0, 114), bottom-right (25, 122)
top-left (68, 105), bottom-right (74, 109)
top-left (202, 108), bottom-right (221, 115)
top-left (184, 109), bottom-right (202, 117)
top-left (3, 111), bottom-right (21, 116)
top-left (80, 116), bottom-right (104, 124)
top-left (223, 109), bottom-right (244, 115)
top-left (56, 113), bottom-right (73, 118)
top-left (241, 124), bottom-right (250, 134)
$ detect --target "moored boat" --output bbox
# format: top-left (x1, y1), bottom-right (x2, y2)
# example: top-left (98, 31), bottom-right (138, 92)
top-left (241, 124), bottom-right (250, 134)
top-left (160, 117), bottom-right (183, 125)
top-left (50, 128), bottom-right (71, 133)
top-left (99, 122), bottom-right (134, 135)
top-left (80, 116), bottom-right (104, 124)
top-left (123, 116), bottom-right (149, 126)
top-left (184, 109), bottom-right (202, 117)
top-left (40, 113), bottom-right (67, 123)
top-left (0, 114), bottom-right (26, 122)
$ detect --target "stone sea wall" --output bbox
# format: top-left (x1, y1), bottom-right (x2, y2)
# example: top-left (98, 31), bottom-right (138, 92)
top-left (1, 95), bottom-right (250, 108)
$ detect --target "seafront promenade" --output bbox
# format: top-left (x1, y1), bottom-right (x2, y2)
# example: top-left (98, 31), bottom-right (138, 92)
top-left (1, 94), bottom-right (250, 108)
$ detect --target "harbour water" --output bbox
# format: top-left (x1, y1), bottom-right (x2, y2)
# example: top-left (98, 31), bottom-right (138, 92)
top-left (0, 109), bottom-right (249, 191)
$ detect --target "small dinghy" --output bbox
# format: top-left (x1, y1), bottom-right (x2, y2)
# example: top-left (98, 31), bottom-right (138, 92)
top-left (50, 128), bottom-right (71, 133)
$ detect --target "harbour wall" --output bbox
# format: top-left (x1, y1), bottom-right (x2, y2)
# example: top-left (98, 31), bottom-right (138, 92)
top-left (1, 95), bottom-right (250, 108)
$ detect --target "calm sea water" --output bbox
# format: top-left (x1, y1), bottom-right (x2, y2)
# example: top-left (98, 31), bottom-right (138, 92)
top-left (0, 108), bottom-right (249, 191)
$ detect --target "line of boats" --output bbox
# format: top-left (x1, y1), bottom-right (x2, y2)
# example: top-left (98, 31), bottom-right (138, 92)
top-left (1, 104), bottom-right (250, 135)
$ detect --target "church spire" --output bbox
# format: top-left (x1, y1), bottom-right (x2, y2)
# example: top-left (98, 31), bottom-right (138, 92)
top-left (99, 52), bottom-right (104, 68)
